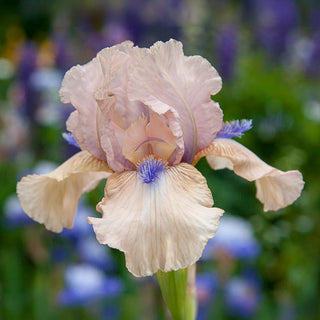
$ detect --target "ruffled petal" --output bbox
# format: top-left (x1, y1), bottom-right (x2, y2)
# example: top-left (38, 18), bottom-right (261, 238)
top-left (60, 41), bottom-right (135, 162)
top-left (88, 162), bottom-right (223, 277)
top-left (17, 151), bottom-right (111, 233)
top-left (94, 93), bottom-right (134, 172)
top-left (94, 45), bottom-right (151, 171)
top-left (96, 40), bottom-right (133, 86)
top-left (255, 170), bottom-right (304, 211)
top-left (196, 138), bottom-right (304, 211)
top-left (128, 39), bottom-right (223, 164)
top-left (60, 58), bottom-right (105, 160)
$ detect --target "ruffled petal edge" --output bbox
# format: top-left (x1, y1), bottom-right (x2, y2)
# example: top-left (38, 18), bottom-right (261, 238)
top-left (88, 162), bottom-right (223, 277)
top-left (194, 138), bottom-right (304, 211)
top-left (17, 151), bottom-right (111, 232)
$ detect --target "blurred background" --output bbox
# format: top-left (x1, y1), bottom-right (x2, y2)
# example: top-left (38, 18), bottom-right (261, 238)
top-left (0, 0), bottom-right (319, 319)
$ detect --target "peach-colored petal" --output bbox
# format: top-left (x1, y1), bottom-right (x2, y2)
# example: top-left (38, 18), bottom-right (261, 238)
top-left (94, 93), bottom-right (133, 172)
top-left (88, 162), bottom-right (223, 277)
top-left (60, 58), bottom-right (105, 160)
top-left (122, 113), bottom-right (178, 165)
top-left (94, 45), bottom-right (151, 170)
top-left (197, 138), bottom-right (304, 211)
top-left (255, 170), bottom-right (304, 211)
top-left (97, 41), bottom-right (133, 86)
top-left (17, 151), bottom-right (111, 233)
top-left (103, 45), bottom-right (149, 127)
top-left (128, 39), bottom-right (223, 164)
top-left (60, 42), bottom-right (135, 162)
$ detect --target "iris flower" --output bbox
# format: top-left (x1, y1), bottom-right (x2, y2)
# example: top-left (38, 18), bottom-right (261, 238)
top-left (17, 39), bottom-right (304, 277)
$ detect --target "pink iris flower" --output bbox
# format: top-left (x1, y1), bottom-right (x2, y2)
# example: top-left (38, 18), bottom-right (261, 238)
top-left (17, 40), bottom-right (304, 277)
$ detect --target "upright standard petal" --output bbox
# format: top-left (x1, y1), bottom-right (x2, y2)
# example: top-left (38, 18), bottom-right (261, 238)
top-left (60, 58), bottom-right (105, 160)
top-left (128, 39), bottom-right (223, 164)
top-left (60, 42), bottom-right (134, 161)
top-left (94, 45), bottom-right (153, 171)
top-left (94, 93), bottom-right (134, 172)
top-left (17, 151), bottom-right (111, 233)
top-left (195, 138), bottom-right (304, 211)
top-left (88, 160), bottom-right (223, 277)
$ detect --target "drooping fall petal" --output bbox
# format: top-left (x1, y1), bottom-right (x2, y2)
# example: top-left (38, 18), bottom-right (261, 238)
top-left (17, 151), bottom-right (111, 232)
top-left (128, 39), bottom-right (223, 164)
top-left (88, 161), bottom-right (223, 277)
top-left (195, 138), bottom-right (304, 211)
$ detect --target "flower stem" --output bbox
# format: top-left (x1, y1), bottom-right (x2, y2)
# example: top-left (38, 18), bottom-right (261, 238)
top-left (156, 265), bottom-right (197, 320)
top-left (156, 268), bottom-right (187, 320)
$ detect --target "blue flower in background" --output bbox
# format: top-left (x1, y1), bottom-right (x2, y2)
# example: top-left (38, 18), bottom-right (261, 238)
top-left (202, 215), bottom-right (260, 260)
top-left (17, 160), bottom-right (58, 180)
top-left (3, 194), bottom-right (34, 228)
top-left (59, 201), bottom-right (95, 241)
top-left (58, 264), bottom-right (123, 306)
top-left (225, 271), bottom-right (262, 318)
top-left (77, 237), bottom-right (115, 271)
top-left (5, 160), bottom-right (63, 228)
top-left (196, 273), bottom-right (218, 320)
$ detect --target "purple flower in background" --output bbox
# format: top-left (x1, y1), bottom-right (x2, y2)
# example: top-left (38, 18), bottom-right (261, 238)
top-left (225, 271), bottom-right (262, 318)
top-left (305, 7), bottom-right (320, 78)
top-left (58, 264), bottom-right (123, 306)
top-left (16, 42), bottom-right (38, 84)
top-left (255, 0), bottom-right (299, 55)
top-left (309, 5), bottom-right (320, 31)
top-left (52, 34), bottom-right (77, 71)
top-left (216, 25), bottom-right (238, 80)
top-left (305, 32), bottom-right (320, 77)
top-left (16, 42), bottom-right (38, 120)
top-left (202, 215), bottom-right (260, 260)
top-left (104, 20), bottom-right (133, 46)
top-left (123, 0), bottom-right (184, 44)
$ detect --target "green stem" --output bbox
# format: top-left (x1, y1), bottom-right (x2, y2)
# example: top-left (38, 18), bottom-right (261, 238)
top-left (156, 265), bottom-right (198, 320)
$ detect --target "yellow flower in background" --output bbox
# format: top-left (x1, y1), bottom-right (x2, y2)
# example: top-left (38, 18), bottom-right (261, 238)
top-left (17, 39), bottom-right (304, 277)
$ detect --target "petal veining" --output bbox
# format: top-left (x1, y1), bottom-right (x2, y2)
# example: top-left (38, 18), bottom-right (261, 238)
top-left (17, 151), bottom-right (111, 232)
top-left (88, 162), bottom-right (223, 277)
top-left (122, 113), bottom-right (178, 165)
top-left (196, 138), bottom-right (304, 211)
